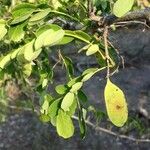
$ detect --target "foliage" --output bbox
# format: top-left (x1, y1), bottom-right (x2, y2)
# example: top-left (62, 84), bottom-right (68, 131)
top-left (0, 0), bottom-right (146, 139)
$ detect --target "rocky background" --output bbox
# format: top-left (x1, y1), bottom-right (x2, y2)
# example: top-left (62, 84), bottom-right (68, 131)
top-left (0, 25), bottom-right (150, 150)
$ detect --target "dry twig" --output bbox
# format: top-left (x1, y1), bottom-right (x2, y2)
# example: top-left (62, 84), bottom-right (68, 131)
top-left (72, 116), bottom-right (150, 143)
top-left (7, 105), bottom-right (150, 143)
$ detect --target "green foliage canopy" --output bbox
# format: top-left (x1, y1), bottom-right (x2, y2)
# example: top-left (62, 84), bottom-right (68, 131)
top-left (0, 0), bottom-right (142, 139)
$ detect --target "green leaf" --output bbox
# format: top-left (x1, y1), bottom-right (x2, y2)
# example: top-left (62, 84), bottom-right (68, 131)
top-left (12, 3), bottom-right (35, 14)
top-left (29, 8), bottom-right (51, 22)
top-left (35, 28), bottom-right (65, 49)
top-left (67, 76), bottom-right (82, 87)
top-left (50, 10), bottom-right (79, 22)
top-left (8, 22), bottom-right (26, 42)
top-left (113, 0), bottom-right (135, 17)
top-left (82, 68), bottom-right (98, 76)
top-left (18, 40), bottom-right (42, 62)
top-left (81, 68), bottom-right (99, 82)
top-left (77, 90), bottom-right (87, 103)
top-left (48, 99), bottom-right (61, 118)
top-left (82, 67), bottom-right (106, 82)
top-left (104, 78), bottom-right (128, 127)
top-left (0, 19), bottom-right (7, 41)
top-left (86, 44), bottom-right (99, 56)
top-left (11, 3), bottom-right (36, 25)
top-left (35, 29), bottom-right (53, 49)
top-left (78, 108), bottom-right (86, 139)
top-left (49, 0), bottom-right (62, 9)
top-left (40, 94), bottom-right (52, 115)
top-left (82, 72), bottom-right (95, 82)
top-left (0, 54), bottom-right (11, 69)
top-left (44, 29), bottom-right (65, 46)
top-left (70, 82), bottom-right (83, 93)
top-left (22, 63), bottom-right (32, 77)
top-left (42, 78), bottom-right (48, 88)
top-left (67, 99), bottom-right (77, 116)
top-left (35, 24), bottom-right (62, 36)
top-left (0, 48), bottom-right (22, 69)
top-left (50, 116), bottom-right (57, 126)
top-left (55, 84), bottom-right (68, 95)
top-left (61, 92), bottom-right (75, 111)
top-left (39, 114), bottom-right (50, 122)
top-left (11, 48), bottom-right (21, 59)
top-left (58, 36), bottom-right (74, 45)
top-left (56, 109), bottom-right (74, 138)
top-left (65, 30), bottom-right (91, 43)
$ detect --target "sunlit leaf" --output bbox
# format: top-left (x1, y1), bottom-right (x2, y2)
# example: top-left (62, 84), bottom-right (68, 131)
top-left (86, 44), bottom-right (99, 56)
top-left (8, 22), bottom-right (26, 42)
top-left (0, 53), bottom-right (11, 69)
top-left (67, 76), bottom-right (82, 87)
top-left (35, 28), bottom-right (64, 49)
top-left (29, 8), bottom-right (51, 22)
top-left (22, 63), bottom-right (32, 77)
top-left (70, 82), bottom-right (83, 93)
top-left (44, 29), bottom-right (65, 46)
top-left (50, 0), bottom-right (62, 9)
top-left (39, 114), bottom-right (50, 122)
top-left (48, 99), bottom-right (61, 118)
top-left (55, 84), bottom-right (68, 95)
top-left (104, 78), bottom-right (128, 127)
top-left (11, 48), bottom-right (21, 59)
top-left (40, 94), bottom-right (53, 115)
top-left (113, 0), bottom-right (134, 17)
top-left (18, 40), bottom-right (42, 62)
top-left (42, 78), bottom-right (48, 88)
top-left (0, 19), bottom-right (7, 41)
top-left (81, 72), bottom-right (95, 82)
top-left (67, 99), bottom-right (77, 116)
top-left (35, 24), bottom-right (62, 36)
top-left (11, 3), bottom-right (36, 24)
top-left (82, 68), bottom-right (98, 76)
top-left (65, 30), bottom-right (91, 43)
top-left (61, 92), bottom-right (75, 111)
top-left (58, 36), bottom-right (74, 45)
top-left (56, 109), bottom-right (74, 138)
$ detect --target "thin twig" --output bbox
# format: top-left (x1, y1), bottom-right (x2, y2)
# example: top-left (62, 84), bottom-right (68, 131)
top-left (72, 116), bottom-right (150, 143)
top-left (52, 50), bottom-right (62, 70)
top-left (112, 20), bottom-right (150, 29)
top-left (103, 26), bottom-right (110, 78)
top-left (7, 105), bottom-right (150, 143)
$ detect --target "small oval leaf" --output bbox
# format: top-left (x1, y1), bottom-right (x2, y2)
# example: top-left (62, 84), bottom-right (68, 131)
top-left (61, 92), bottom-right (75, 111)
top-left (55, 84), bottom-right (68, 95)
top-left (70, 82), bottom-right (83, 93)
top-left (29, 8), bottom-right (51, 22)
top-left (113, 0), bottom-right (134, 17)
top-left (0, 19), bottom-right (7, 41)
top-left (86, 44), bottom-right (99, 56)
top-left (56, 109), bottom-right (74, 139)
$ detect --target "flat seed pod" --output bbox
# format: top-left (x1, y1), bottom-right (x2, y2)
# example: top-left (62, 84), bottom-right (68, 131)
top-left (104, 79), bottom-right (128, 127)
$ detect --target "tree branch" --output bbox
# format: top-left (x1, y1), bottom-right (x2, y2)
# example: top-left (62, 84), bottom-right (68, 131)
top-left (72, 116), bottom-right (150, 143)
top-left (7, 105), bottom-right (150, 143)
top-left (90, 7), bottom-right (150, 26)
